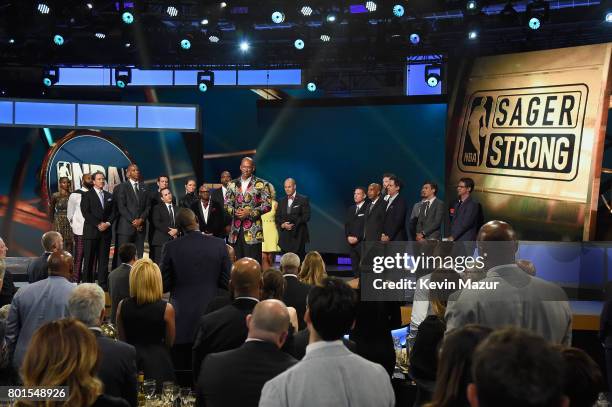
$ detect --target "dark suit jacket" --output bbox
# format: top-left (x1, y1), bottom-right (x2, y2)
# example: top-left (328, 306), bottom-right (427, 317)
top-left (161, 230), bottom-right (231, 344)
top-left (81, 188), bottom-right (117, 239)
top-left (191, 200), bottom-right (225, 238)
top-left (114, 181), bottom-right (150, 236)
top-left (364, 198), bottom-right (385, 241)
top-left (282, 275), bottom-right (311, 331)
top-left (151, 202), bottom-right (178, 246)
top-left (91, 329), bottom-right (138, 407)
top-left (197, 341), bottom-right (297, 407)
top-left (415, 198), bottom-right (445, 239)
top-left (449, 195), bottom-right (480, 241)
top-left (210, 187), bottom-right (231, 234)
top-left (382, 194), bottom-right (408, 241)
top-left (26, 253), bottom-right (51, 284)
top-left (0, 269), bottom-right (17, 306)
top-left (345, 203), bottom-right (368, 242)
top-left (148, 189), bottom-right (176, 241)
top-left (108, 264), bottom-right (131, 324)
top-left (192, 298), bottom-right (258, 381)
top-left (275, 194), bottom-right (311, 253)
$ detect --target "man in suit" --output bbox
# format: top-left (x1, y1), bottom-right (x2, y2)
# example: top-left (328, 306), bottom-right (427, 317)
top-left (191, 184), bottom-right (225, 238)
top-left (211, 170), bottom-right (232, 239)
top-left (148, 175), bottom-right (175, 262)
top-left (108, 243), bottom-right (137, 324)
top-left (26, 231), bottom-right (63, 283)
top-left (197, 299), bottom-right (297, 407)
top-left (381, 175), bottom-right (407, 242)
top-left (151, 188), bottom-right (179, 264)
top-left (192, 257), bottom-right (261, 381)
top-left (363, 183), bottom-right (385, 242)
top-left (275, 178), bottom-right (311, 260)
top-left (113, 164), bottom-right (149, 260)
top-left (345, 187), bottom-right (368, 277)
top-left (161, 208), bottom-right (231, 374)
top-left (225, 157), bottom-right (272, 265)
top-left (0, 238), bottom-right (16, 307)
top-left (448, 177), bottom-right (480, 242)
top-left (280, 252), bottom-right (310, 331)
top-left (69, 283), bottom-right (137, 407)
top-left (81, 171), bottom-right (116, 289)
top-left (67, 173), bottom-right (93, 282)
top-left (259, 278), bottom-right (395, 407)
top-left (5, 251), bottom-right (76, 371)
top-left (415, 181), bottom-right (445, 241)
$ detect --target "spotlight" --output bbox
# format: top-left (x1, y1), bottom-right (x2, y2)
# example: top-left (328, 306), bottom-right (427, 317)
top-left (8, 38), bottom-right (15, 44)
top-left (122, 11), bottom-right (134, 24)
top-left (115, 68), bottom-right (131, 88)
top-left (125, 42), bottom-right (131, 48)
top-left (365, 1), bottom-right (377, 12)
top-left (468, 30), bottom-right (478, 40)
top-left (197, 71), bottom-right (214, 92)
top-left (95, 32), bottom-right (106, 39)
top-left (466, 1), bottom-right (477, 11)
top-left (180, 38), bottom-right (191, 50)
top-left (167, 6), bottom-right (178, 17)
top-left (320, 34), bottom-right (331, 42)
top-left (393, 4), bottom-right (404, 17)
top-left (86, 2), bottom-right (93, 9)
top-left (42, 67), bottom-right (59, 87)
top-left (37, 3), bottom-right (50, 14)
top-left (239, 40), bottom-right (249, 51)
top-left (326, 13), bottom-right (336, 22)
top-left (201, 18), bottom-right (209, 25)
top-left (53, 34), bottom-right (64, 46)
top-left (220, 2), bottom-right (227, 8)
top-left (271, 11), bottom-right (285, 23)
top-left (528, 16), bottom-right (540, 30)
top-left (306, 82), bottom-right (317, 92)
top-left (301, 5), bottom-right (313, 16)
top-left (294, 39), bottom-right (305, 49)
top-left (425, 65), bottom-right (442, 88)
top-left (409, 33), bottom-right (420, 44)
top-left (606, 12), bottom-right (612, 23)
top-left (208, 31), bottom-right (221, 43)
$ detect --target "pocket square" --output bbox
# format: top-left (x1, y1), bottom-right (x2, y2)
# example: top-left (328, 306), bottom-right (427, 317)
top-left (293, 205), bottom-right (300, 208)
top-left (357, 213), bottom-right (365, 217)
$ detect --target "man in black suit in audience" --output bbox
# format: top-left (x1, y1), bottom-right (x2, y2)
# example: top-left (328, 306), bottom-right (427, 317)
top-left (197, 299), bottom-right (297, 407)
top-left (280, 252), bottom-right (310, 331)
top-left (276, 178), bottom-right (311, 260)
top-left (108, 243), bottom-right (137, 324)
top-left (150, 188), bottom-right (179, 264)
top-left (69, 283), bottom-right (137, 407)
top-left (191, 185), bottom-right (225, 238)
top-left (192, 257), bottom-right (261, 381)
top-left (345, 187), bottom-right (368, 277)
top-left (381, 175), bottom-right (408, 242)
top-left (81, 171), bottom-right (116, 289)
top-left (26, 231), bottom-right (63, 283)
top-left (415, 181), bottom-right (445, 241)
top-left (210, 170), bottom-right (232, 238)
top-left (114, 164), bottom-right (149, 261)
top-left (363, 183), bottom-right (385, 242)
top-left (148, 175), bottom-right (175, 263)
top-left (162, 208), bottom-right (231, 375)
top-left (448, 177), bottom-right (482, 256)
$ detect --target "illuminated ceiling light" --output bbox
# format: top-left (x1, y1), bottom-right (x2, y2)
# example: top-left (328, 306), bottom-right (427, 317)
top-left (208, 32), bottom-right (220, 43)
top-left (239, 40), bottom-right (250, 51)
top-left (528, 16), bottom-right (541, 30)
top-left (220, 2), bottom-right (227, 8)
top-left (180, 38), bottom-right (191, 49)
top-left (122, 11), bottom-right (134, 24)
top-left (468, 30), bottom-right (478, 40)
top-left (409, 33), bottom-right (420, 44)
top-left (124, 42), bottom-right (131, 47)
top-left (301, 6), bottom-right (313, 16)
top-left (320, 34), bottom-right (331, 42)
top-left (53, 34), bottom-right (64, 46)
top-left (37, 3), bottom-right (50, 14)
top-left (201, 18), bottom-right (209, 25)
top-left (42, 67), bottom-right (59, 87)
top-left (294, 39), bottom-right (305, 49)
top-left (167, 6), bottom-right (179, 17)
top-left (8, 38), bottom-right (15, 44)
top-left (95, 32), bottom-right (106, 39)
top-left (365, 1), bottom-right (377, 12)
top-left (197, 71), bottom-right (214, 92)
top-left (306, 82), bottom-right (316, 92)
top-left (271, 11), bottom-right (285, 23)
top-left (393, 4), bottom-right (404, 17)
top-left (466, 1), bottom-right (477, 10)
top-left (86, 3), bottom-right (93, 9)
top-left (115, 68), bottom-right (131, 88)
top-left (425, 64), bottom-right (441, 87)
top-left (326, 13), bottom-right (336, 22)
top-left (606, 12), bottom-right (612, 23)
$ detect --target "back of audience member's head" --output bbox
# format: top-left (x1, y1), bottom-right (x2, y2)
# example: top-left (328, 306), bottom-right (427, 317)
top-left (0, 258), bottom-right (5, 291)
top-left (556, 346), bottom-right (603, 407)
top-left (176, 208), bottom-right (198, 232)
top-left (20, 318), bottom-right (102, 407)
top-left (426, 324), bottom-right (492, 407)
top-left (68, 283), bottom-right (106, 327)
top-left (129, 258), bottom-right (163, 305)
top-left (229, 257), bottom-right (262, 299)
top-left (517, 259), bottom-right (536, 276)
top-left (247, 299), bottom-right (290, 348)
top-left (429, 269), bottom-right (461, 319)
top-left (226, 244), bottom-right (236, 264)
top-left (47, 250), bottom-right (73, 279)
top-left (280, 252), bottom-right (300, 275)
top-left (468, 327), bottom-right (567, 407)
top-left (0, 304), bottom-right (10, 320)
top-left (262, 269), bottom-right (286, 300)
top-left (118, 243), bottom-right (137, 264)
top-left (476, 220), bottom-right (518, 267)
top-left (299, 251), bottom-right (327, 286)
top-left (41, 230), bottom-right (63, 252)
top-left (306, 277), bottom-right (356, 341)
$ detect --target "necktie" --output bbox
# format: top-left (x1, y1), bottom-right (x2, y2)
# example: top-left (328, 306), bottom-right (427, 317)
top-left (355, 205), bottom-right (360, 215)
top-left (133, 183), bottom-right (139, 202)
top-left (288, 197), bottom-right (293, 214)
top-left (168, 205), bottom-right (175, 227)
top-left (98, 190), bottom-right (104, 208)
top-left (369, 202), bottom-right (374, 214)
top-left (424, 201), bottom-right (430, 217)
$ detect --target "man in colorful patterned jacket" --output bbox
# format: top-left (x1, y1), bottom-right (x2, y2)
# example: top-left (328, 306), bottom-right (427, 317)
top-left (224, 157), bottom-right (272, 265)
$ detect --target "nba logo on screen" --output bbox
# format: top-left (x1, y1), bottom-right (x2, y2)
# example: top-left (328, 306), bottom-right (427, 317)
top-left (457, 84), bottom-right (588, 181)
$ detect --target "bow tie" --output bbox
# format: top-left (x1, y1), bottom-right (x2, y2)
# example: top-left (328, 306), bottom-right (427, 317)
top-left (288, 196), bottom-right (294, 200)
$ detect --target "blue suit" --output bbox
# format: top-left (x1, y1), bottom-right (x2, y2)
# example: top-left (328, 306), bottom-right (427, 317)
top-left (449, 195), bottom-right (480, 241)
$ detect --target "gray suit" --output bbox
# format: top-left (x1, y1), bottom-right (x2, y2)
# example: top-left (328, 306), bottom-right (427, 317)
top-left (259, 341), bottom-right (394, 407)
top-left (445, 264), bottom-right (572, 345)
top-left (415, 198), bottom-right (445, 239)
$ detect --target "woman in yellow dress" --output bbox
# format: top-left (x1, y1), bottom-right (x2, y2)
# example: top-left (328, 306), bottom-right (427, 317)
top-left (261, 184), bottom-right (280, 270)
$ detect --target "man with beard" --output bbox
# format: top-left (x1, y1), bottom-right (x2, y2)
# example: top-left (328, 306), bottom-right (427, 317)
top-left (192, 184), bottom-right (225, 238)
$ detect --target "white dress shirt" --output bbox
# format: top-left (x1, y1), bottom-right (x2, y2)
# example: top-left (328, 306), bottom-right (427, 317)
top-left (200, 201), bottom-right (210, 224)
top-left (67, 187), bottom-right (88, 235)
top-left (287, 193), bottom-right (296, 209)
top-left (241, 177), bottom-right (252, 195)
top-left (222, 186), bottom-right (228, 201)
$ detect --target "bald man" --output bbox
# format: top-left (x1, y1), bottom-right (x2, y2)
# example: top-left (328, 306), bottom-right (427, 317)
top-left (445, 220), bottom-right (572, 345)
top-left (192, 257), bottom-right (263, 381)
top-left (197, 300), bottom-right (297, 407)
top-left (6, 251), bottom-right (76, 371)
top-left (275, 178), bottom-right (311, 260)
top-left (191, 184), bottom-right (225, 238)
top-left (364, 183), bottom-right (385, 242)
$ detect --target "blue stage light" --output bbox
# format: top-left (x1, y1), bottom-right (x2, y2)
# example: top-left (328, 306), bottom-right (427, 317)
top-left (468, 30), bottom-right (478, 40)
top-left (42, 67), bottom-right (59, 87)
top-left (606, 12), bottom-right (612, 23)
top-left (240, 41), bottom-right (250, 51)
top-left (122, 11), bottom-right (134, 24)
top-left (53, 34), bottom-right (64, 46)
top-left (409, 33), bottom-right (420, 44)
top-left (326, 13), bottom-right (336, 22)
top-left (393, 4), bottom-right (404, 17)
top-left (528, 16), bottom-right (541, 30)
top-left (198, 83), bottom-right (208, 92)
top-left (307, 82), bottom-right (316, 92)
top-left (180, 39), bottom-right (191, 50)
top-left (294, 39), bottom-right (305, 50)
top-left (466, 1), bottom-right (477, 10)
top-left (271, 11), bottom-right (285, 23)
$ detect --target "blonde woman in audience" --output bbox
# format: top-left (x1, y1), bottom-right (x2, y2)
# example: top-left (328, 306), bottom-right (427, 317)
top-left (18, 318), bottom-right (129, 407)
top-left (262, 184), bottom-right (281, 270)
top-left (117, 258), bottom-right (176, 385)
top-left (298, 251), bottom-right (327, 286)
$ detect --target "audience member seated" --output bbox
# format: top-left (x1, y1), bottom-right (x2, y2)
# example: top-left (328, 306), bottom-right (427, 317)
top-left (298, 251), bottom-right (327, 286)
top-left (109, 243), bottom-right (137, 324)
top-left (0, 257), bottom-right (16, 307)
top-left (425, 324), bottom-right (492, 407)
top-left (19, 318), bottom-right (129, 407)
top-left (26, 231), bottom-right (63, 283)
top-left (263, 269), bottom-right (298, 331)
top-left (409, 269), bottom-right (461, 405)
top-left (467, 327), bottom-right (568, 407)
top-left (6, 250), bottom-right (76, 373)
top-left (69, 283), bottom-right (138, 407)
top-left (0, 303), bottom-right (11, 385)
top-left (557, 346), bottom-right (604, 407)
top-left (260, 278), bottom-right (395, 407)
top-left (516, 259), bottom-right (536, 276)
top-left (192, 257), bottom-right (262, 381)
top-left (280, 253), bottom-right (310, 330)
top-left (197, 300), bottom-right (297, 407)
top-left (445, 220), bottom-right (572, 345)
top-left (117, 258), bottom-right (176, 385)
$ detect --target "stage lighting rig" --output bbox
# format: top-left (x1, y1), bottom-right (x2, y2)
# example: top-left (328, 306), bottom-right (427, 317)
top-left (606, 12), bottom-right (612, 23)
top-left (294, 39), bottom-right (305, 49)
top-left (393, 4), bottom-right (404, 17)
top-left (167, 5), bottom-right (179, 17)
top-left (526, 1), bottom-right (549, 30)
top-left (365, 1), bottom-right (377, 12)
top-left (239, 40), bottom-right (250, 52)
top-left (409, 33), bottom-right (420, 44)
top-left (272, 11), bottom-right (286, 23)
top-left (180, 38), bottom-right (191, 50)
top-left (197, 71), bottom-right (214, 92)
top-left (306, 82), bottom-right (317, 92)
top-left (207, 29), bottom-right (221, 43)
top-left (115, 68), bottom-right (132, 88)
top-left (425, 65), bottom-right (442, 88)
top-left (301, 5), bottom-right (313, 16)
top-left (42, 67), bottom-right (59, 87)
top-left (53, 34), bottom-right (64, 46)
top-left (37, 3), bottom-right (50, 14)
